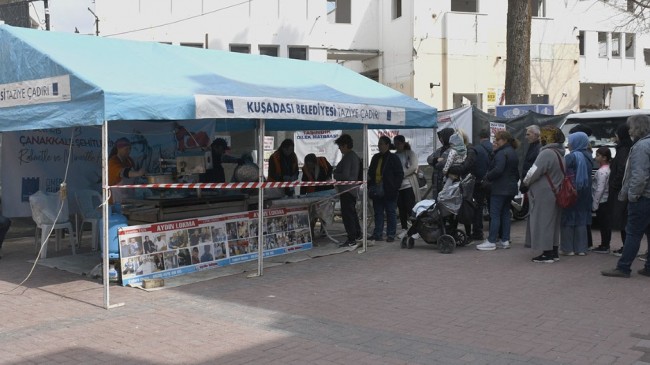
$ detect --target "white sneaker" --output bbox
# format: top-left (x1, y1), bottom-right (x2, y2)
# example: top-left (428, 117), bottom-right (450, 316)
top-left (496, 240), bottom-right (510, 249)
top-left (476, 240), bottom-right (497, 251)
top-left (397, 230), bottom-right (408, 239)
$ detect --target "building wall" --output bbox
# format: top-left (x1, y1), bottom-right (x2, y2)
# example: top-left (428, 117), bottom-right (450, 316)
top-left (93, 0), bottom-right (650, 114)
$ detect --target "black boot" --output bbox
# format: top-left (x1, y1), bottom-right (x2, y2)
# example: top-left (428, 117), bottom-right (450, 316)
top-left (552, 246), bottom-right (559, 261)
top-left (407, 237), bottom-right (415, 249)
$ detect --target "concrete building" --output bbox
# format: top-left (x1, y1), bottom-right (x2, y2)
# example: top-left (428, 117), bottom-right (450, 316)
top-left (86, 1), bottom-right (650, 113)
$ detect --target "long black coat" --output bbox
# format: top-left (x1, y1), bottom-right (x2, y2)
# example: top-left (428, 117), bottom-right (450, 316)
top-left (368, 151), bottom-right (404, 200)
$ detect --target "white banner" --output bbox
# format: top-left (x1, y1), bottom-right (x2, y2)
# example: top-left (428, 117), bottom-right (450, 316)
top-left (0, 75), bottom-right (72, 108)
top-left (195, 95), bottom-right (405, 125)
top-left (294, 130), bottom-right (342, 167)
top-left (1, 120), bottom-right (215, 217)
top-left (367, 129), bottom-right (434, 166)
top-left (434, 106), bottom-right (473, 142)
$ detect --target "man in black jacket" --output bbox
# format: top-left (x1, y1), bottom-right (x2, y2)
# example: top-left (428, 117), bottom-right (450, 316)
top-left (520, 125), bottom-right (541, 193)
top-left (368, 136), bottom-right (404, 242)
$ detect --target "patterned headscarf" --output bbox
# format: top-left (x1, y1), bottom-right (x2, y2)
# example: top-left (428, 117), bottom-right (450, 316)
top-left (568, 132), bottom-right (590, 189)
top-left (540, 126), bottom-right (565, 146)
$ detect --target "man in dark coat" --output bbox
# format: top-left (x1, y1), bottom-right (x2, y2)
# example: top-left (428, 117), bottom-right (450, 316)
top-left (368, 136), bottom-right (404, 242)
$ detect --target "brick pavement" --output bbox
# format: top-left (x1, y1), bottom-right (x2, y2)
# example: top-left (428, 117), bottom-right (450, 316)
top-left (1, 218), bottom-right (650, 365)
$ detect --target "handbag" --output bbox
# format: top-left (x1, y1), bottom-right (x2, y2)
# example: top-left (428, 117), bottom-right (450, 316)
top-left (545, 151), bottom-right (577, 209)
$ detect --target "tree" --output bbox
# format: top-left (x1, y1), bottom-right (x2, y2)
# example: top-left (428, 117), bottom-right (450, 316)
top-left (600, 0), bottom-right (650, 30)
top-left (504, 0), bottom-right (531, 105)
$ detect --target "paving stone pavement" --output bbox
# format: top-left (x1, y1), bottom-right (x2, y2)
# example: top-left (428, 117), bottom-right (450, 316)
top-left (1, 217), bottom-right (650, 365)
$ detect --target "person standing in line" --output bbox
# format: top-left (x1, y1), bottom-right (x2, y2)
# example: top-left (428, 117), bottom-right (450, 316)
top-left (523, 126), bottom-right (565, 263)
top-left (467, 129), bottom-right (493, 241)
top-left (608, 124), bottom-right (634, 256)
top-left (520, 125), bottom-right (541, 193)
top-left (0, 214), bottom-right (11, 259)
top-left (368, 136), bottom-right (404, 242)
top-left (445, 129), bottom-right (477, 240)
top-left (559, 132), bottom-right (593, 256)
top-left (427, 128), bottom-right (455, 199)
top-left (591, 148), bottom-right (612, 254)
top-left (393, 135), bottom-right (421, 245)
top-left (476, 130), bottom-right (519, 251)
top-left (333, 134), bottom-right (362, 248)
top-left (601, 114), bottom-right (650, 278)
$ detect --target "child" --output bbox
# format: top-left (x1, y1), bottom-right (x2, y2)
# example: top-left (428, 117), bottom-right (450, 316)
top-left (441, 132), bottom-right (467, 187)
top-left (592, 147), bottom-right (612, 254)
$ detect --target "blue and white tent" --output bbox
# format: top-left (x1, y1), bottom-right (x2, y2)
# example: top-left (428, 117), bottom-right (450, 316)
top-left (0, 24), bottom-right (437, 307)
top-left (0, 24), bottom-right (437, 131)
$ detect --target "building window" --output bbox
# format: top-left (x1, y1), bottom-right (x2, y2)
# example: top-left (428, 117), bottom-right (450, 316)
top-left (230, 44), bottom-right (250, 54)
top-left (612, 32), bottom-right (621, 57)
top-left (288, 46), bottom-right (307, 60)
top-left (392, 0), bottom-right (402, 19)
top-left (578, 31), bottom-right (585, 56)
top-left (180, 42), bottom-right (203, 48)
top-left (626, 33), bottom-right (635, 58)
top-left (451, 0), bottom-right (478, 12)
top-left (644, 49), bottom-right (650, 66)
top-left (598, 32), bottom-right (607, 58)
top-left (259, 45), bottom-right (279, 57)
top-left (531, 0), bottom-right (545, 17)
top-left (327, 0), bottom-right (351, 23)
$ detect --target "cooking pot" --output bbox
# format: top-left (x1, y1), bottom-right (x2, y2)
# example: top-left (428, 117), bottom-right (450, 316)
top-left (146, 174), bottom-right (176, 184)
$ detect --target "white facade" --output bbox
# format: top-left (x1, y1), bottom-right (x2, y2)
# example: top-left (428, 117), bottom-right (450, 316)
top-left (92, 0), bottom-right (650, 114)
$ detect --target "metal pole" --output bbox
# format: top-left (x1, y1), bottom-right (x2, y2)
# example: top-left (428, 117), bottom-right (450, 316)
top-left (362, 125), bottom-right (368, 250)
top-left (43, 0), bottom-right (50, 30)
top-left (88, 7), bottom-right (99, 36)
top-left (255, 119), bottom-right (265, 277)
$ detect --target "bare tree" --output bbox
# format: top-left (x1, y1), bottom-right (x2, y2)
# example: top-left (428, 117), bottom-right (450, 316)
top-left (599, 0), bottom-right (650, 30)
top-left (505, 0), bottom-right (531, 105)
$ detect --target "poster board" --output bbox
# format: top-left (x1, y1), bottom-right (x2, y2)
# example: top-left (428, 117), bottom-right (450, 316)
top-left (118, 207), bottom-right (312, 286)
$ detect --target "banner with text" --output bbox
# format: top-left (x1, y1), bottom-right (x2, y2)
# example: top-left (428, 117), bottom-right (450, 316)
top-left (118, 207), bottom-right (312, 286)
top-left (294, 130), bottom-right (342, 167)
top-left (1, 120), bottom-right (215, 217)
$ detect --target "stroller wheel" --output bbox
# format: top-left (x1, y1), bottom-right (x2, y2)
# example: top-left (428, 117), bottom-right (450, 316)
top-left (438, 234), bottom-right (456, 254)
top-left (453, 229), bottom-right (469, 247)
top-left (400, 236), bottom-right (408, 249)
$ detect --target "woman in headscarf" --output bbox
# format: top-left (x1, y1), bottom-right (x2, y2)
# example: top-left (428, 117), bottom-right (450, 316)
top-left (523, 126), bottom-right (566, 263)
top-left (560, 131), bottom-right (594, 256)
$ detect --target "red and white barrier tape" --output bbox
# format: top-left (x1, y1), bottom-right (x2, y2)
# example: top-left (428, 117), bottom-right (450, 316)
top-left (111, 181), bottom-right (365, 189)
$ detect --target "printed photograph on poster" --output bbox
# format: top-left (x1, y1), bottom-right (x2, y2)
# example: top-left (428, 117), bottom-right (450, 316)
top-left (118, 207), bottom-right (313, 286)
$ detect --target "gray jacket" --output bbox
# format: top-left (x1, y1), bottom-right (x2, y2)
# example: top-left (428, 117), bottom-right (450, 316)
top-left (619, 134), bottom-right (650, 202)
top-left (333, 150), bottom-right (361, 196)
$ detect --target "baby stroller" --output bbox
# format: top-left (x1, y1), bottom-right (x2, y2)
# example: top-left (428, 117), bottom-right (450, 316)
top-left (401, 175), bottom-right (474, 253)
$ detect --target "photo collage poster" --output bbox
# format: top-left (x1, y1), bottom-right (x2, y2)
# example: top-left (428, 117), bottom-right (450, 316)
top-left (118, 206), bottom-right (312, 286)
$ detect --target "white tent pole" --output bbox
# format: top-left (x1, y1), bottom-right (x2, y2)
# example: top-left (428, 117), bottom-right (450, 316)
top-left (101, 121), bottom-right (110, 308)
top-left (255, 119), bottom-right (265, 277)
top-left (102, 121), bottom-right (125, 310)
top-left (362, 125), bottom-right (368, 251)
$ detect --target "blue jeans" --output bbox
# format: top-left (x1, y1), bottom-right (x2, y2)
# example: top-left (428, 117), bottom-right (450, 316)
top-left (616, 196), bottom-right (650, 274)
top-left (373, 197), bottom-right (397, 238)
top-left (488, 194), bottom-right (512, 243)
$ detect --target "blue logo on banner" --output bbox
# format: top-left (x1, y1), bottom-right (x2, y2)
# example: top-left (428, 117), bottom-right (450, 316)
top-left (52, 82), bottom-right (59, 96)
top-left (225, 99), bottom-right (234, 113)
top-left (387, 110), bottom-right (392, 121)
top-left (21, 177), bottom-right (40, 202)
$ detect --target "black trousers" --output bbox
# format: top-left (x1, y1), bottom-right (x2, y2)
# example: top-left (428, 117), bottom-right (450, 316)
top-left (397, 188), bottom-right (416, 230)
top-left (595, 201), bottom-right (612, 247)
top-left (340, 193), bottom-right (361, 241)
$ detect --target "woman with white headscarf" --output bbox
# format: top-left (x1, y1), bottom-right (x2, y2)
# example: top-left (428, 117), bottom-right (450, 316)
top-left (560, 132), bottom-right (594, 256)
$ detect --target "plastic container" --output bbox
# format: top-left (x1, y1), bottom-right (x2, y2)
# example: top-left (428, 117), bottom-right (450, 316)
top-left (108, 264), bottom-right (119, 283)
top-left (99, 206), bottom-right (129, 259)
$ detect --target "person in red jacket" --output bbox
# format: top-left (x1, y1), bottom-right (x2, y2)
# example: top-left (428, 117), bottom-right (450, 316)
top-left (267, 139), bottom-right (299, 196)
top-left (300, 153), bottom-right (333, 195)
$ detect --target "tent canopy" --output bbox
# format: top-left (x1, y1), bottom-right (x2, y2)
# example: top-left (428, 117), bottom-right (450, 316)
top-left (0, 25), bottom-right (437, 132)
